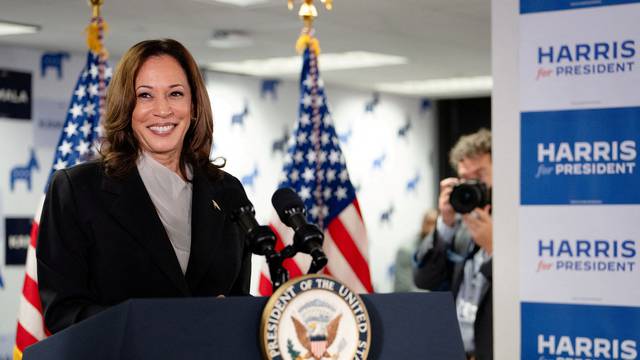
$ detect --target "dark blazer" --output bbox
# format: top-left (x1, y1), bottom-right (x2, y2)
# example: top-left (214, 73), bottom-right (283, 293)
top-left (413, 224), bottom-right (493, 360)
top-left (37, 161), bottom-right (251, 334)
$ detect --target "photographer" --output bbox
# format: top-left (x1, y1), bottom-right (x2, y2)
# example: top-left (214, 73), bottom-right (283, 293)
top-left (413, 128), bottom-right (493, 360)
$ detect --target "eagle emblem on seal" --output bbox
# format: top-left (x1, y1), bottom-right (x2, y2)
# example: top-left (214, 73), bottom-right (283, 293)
top-left (292, 314), bottom-right (342, 359)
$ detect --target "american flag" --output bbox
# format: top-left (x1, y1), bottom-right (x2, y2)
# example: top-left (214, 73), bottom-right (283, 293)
top-left (258, 46), bottom-right (373, 295)
top-left (14, 50), bottom-right (111, 358)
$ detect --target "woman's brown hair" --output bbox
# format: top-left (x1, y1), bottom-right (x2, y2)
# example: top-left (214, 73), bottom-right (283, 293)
top-left (100, 38), bottom-right (222, 180)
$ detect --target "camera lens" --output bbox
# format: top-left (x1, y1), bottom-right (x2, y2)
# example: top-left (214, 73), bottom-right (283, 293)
top-left (449, 181), bottom-right (490, 214)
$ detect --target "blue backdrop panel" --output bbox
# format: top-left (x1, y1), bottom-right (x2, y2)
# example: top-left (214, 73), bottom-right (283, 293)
top-left (520, 0), bottom-right (640, 14)
top-left (521, 107), bottom-right (640, 205)
top-left (521, 302), bottom-right (640, 360)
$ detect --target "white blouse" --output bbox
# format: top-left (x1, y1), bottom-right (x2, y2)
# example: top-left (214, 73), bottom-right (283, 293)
top-left (137, 151), bottom-right (193, 275)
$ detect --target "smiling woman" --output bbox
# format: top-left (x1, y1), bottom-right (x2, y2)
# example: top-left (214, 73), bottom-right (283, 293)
top-left (101, 39), bottom-right (216, 181)
top-left (131, 55), bottom-right (192, 178)
top-left (35, 39), bottom-right (252, 333)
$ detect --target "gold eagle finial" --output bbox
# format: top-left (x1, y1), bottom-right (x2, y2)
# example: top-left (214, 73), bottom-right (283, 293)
top-left (287, 0), bottom-right (333, 18)
top-left (288, 0), bottom-right (332, 55)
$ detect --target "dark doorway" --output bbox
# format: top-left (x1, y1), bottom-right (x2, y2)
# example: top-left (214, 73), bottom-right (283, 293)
top-left (436, 97), bottom-right (491, 180)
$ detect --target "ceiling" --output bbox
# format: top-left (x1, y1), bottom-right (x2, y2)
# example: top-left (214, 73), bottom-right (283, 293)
top-left (0, 0), bottom-right (491, 96)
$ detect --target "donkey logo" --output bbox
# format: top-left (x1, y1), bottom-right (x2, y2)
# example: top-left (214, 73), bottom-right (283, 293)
top-left (10, 149), bottom-right (39, 192)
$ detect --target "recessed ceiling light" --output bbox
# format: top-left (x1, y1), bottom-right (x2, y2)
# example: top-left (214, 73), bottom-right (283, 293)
top-left (194, 0), bottom-right (270, 6)
top-left (0, 20), bottom-right (40, 36)
top-left (207, 51), bottom-right (407, 76)
top-left (208, 30), bottom-right (253, 48)
top-left (376, 76), bottom-right (493, 98)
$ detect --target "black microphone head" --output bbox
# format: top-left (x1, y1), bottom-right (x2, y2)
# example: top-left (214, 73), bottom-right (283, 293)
top-left (271, 187), bottom-right (304, 224)
top-left (219, 185), bottom-right (254, 218)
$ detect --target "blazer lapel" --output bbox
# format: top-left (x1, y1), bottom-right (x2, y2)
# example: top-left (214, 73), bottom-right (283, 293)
top-left (101, 169), bottom-right (191, 296)
top-left (185, 169), bottom-right (226, 291)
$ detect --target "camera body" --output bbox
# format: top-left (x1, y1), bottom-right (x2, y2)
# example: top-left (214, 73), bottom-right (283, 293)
top-left (449, 180), bottom-right (491, 214)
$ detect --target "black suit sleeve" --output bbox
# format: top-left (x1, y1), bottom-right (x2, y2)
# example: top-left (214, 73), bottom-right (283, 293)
top-left (229, 241), bottom-right (252, 295)
top-left (412, 229), bottom-right (453, 291)
top-left (37, 170), bottom-right (105, 333)
top-left (223, 174), bottom-right (252, 296)
top-left (475, 258), bottom-right (493, 360)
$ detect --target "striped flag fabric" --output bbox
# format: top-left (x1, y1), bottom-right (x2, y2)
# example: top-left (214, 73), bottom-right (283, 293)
top-left (13, 51), bottom-right (111, 359)
top-left (258, 45), bottom-right (373, 295)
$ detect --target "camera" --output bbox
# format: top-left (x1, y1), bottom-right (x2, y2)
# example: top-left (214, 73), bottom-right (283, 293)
top-left (449, 180), bottom-right (491, 214)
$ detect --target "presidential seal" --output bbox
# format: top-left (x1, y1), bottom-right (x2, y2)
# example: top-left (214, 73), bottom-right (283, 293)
top-left (260, 274), bottom-right (371, 360)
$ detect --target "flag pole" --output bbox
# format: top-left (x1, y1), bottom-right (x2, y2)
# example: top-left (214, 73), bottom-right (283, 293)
top-left (86, 0), bottom-right (109, 136)
top-left (86, 0), bottom-right (108, 58)
top-left (259, 0), bottom-right (373, 295)
top-left (13, 2), bottom-right (111, 359)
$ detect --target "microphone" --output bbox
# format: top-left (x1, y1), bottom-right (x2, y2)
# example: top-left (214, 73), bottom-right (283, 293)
top-left (271, 188), bottom-right (328, 273)
top-left (222, 187), bottom-right (276, 257)
top-left (223, 186), bottom-right (290, 290)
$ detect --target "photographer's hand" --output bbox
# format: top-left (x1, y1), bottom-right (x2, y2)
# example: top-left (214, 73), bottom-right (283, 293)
top-left (439, 177), bottom-right (460, 227)
top-left (463, 205), bottom-right (493, 255)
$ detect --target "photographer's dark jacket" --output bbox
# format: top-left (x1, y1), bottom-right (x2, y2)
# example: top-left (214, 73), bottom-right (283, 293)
top-left (413, 221), bottom-right (493, 360)
top-left (37, 161), bottom-right (251, 333)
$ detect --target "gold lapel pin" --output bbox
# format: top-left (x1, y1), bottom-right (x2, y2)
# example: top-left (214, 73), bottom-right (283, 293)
top-left (211, 199), bottom-right (222, 211)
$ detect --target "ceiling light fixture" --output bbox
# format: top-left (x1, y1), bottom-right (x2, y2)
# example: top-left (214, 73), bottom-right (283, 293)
top-left (196, 0), bottom-right (271, 6)
top-left (376, 76), bottom-right (493, 98)
top-left (208, 30), bottom-right (253, 48)
top-left (0, 20), bottom-right (40, 36)
top-left (207, 51), bottom-right (408, 76)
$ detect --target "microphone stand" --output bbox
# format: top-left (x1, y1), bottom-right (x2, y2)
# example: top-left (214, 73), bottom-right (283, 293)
top-left (256, 232), bottom-right (328, 291)
top-left (278, 231), bottom-right (328, 275)
top-left (291, 223), bottom-right (328, 275)
top-left (240, 217), bottom-right (328, 291)
top-left (306, 248), bottom-right (328, 274)
top-left (264, 248), bottom-right (288, 291)
top-left (244, 225), bottom-right (289, 291)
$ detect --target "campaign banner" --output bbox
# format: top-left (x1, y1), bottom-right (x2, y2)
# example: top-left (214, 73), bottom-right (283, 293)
top-left (0, 69), bottom-right (32, 120)
top-left (4, 217), bottom-right (31, 265)
top-left (520, 206), bottom-right (640, 307)
top-left (520, 3), bottom-right (640, 112)
top-left (521, 302), bottom-right (640, 360)
top-left (521, 107), bottom-right (640, 205)
top-left (519, 1), bottom-right (640, 359)
top-left (521, 0), bottom-right (640, 14)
